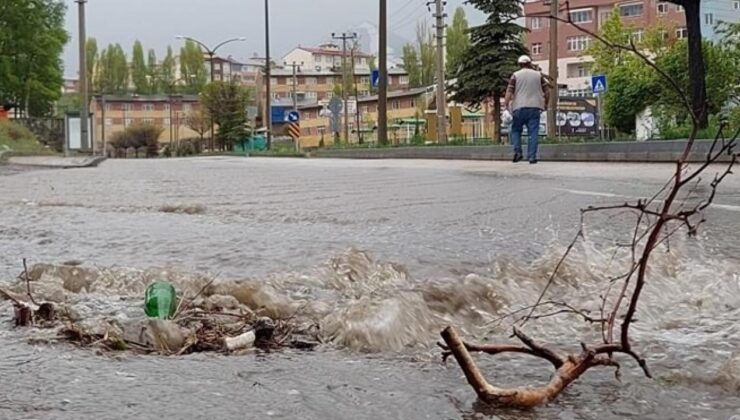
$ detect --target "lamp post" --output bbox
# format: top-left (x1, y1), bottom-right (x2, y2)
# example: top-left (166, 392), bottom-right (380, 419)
top-left (264, 0), bottom-right (273, 150)
top-left (175, 35), bottom-right (246, 151)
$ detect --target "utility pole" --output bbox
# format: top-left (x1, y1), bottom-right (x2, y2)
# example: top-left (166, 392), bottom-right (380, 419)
top-left (288, 61), bottom-right (301, 111)
top-left (547, 0), bottom-right (559, 140)
top-left (351, 47), bottom-right (362, 144)
top-left (332, 32), bottom-right (357, 144)
top-left (76, 0), bottom-right (89, 154)
top-left (264, 0), bottom-right (273, 150)
top-left (378, 0), bottom-right (388, 145)
top-left (433, 0), bottom-right (447, 144)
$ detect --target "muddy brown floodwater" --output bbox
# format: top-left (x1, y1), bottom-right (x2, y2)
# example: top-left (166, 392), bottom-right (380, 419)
top-left (1, 157), bottom-right (739, 419)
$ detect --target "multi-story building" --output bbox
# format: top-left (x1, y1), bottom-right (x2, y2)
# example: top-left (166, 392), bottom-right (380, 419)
top-left (524, 0), bottom-right (738, 96)
top-left (268, 66), bottom-right (410, 102)
top-left (282, 42), bottom-right (372, 72)
top-left (62, 79), bottom-right (80, 94)
top-left (208, 56), bottom-right (264, 87)
top-left (89, 95), bottom-right (203, 149)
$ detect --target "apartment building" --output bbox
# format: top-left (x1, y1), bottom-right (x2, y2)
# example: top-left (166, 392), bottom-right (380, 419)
top-left (523, 0), bottom-right (738, 96)
top-left (89, 95), bottom-right (202, 148)
top-left (268, 66), bottom-right (410, 102)
top-left (282, 42), bottom-right (372, 72)
top-left (208, 56), bottom-right (264, 87)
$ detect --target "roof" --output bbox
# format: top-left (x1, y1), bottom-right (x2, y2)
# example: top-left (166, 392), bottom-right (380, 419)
top-left (92, 94), bottom-right (200, 103)
top-left (296, 46), bottom-right (372, 58)
top-left (269, 67), bottom-right (407, 77)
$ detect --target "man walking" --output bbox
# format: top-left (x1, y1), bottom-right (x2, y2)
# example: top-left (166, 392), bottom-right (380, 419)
top-left (504, 55), bottom-right (549, 164)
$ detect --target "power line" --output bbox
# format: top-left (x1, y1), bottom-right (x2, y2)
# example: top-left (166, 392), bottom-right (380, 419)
top-left (391, 0), bottom-right (418, 17)
top-left (389, 2), bottom-right (426, 29)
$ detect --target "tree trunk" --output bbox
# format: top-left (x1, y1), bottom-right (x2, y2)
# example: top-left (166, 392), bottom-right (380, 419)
top-left (682, 0), bottom-right (708, 128)
top-left (492, 93), bottom-right (502, 144)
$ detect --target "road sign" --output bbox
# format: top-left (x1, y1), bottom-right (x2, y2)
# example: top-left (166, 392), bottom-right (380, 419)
top-left (287, 111), bottom-right (300, 122)
top-left (591, 74), bottom-right (607, 94)
top-left (371, 69), bottom-right (380, 88)
top-left (287, 122), bottom-right (300, 139)
top-left (328, 97), bottom-right (343, 133)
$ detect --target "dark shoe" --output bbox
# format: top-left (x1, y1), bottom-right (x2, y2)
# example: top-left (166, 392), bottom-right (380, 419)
top-left (513, 153), bottom-right (523, 163)
top-left (529, 159), bottom-right (538, 164)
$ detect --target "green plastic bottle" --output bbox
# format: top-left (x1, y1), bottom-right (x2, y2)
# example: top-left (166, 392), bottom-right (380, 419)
top-left (144, 282), bottom-right (177, 319)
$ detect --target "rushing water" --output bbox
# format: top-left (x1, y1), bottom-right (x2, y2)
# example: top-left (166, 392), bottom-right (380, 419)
top-left (1, 157), bottom-right (739, 419)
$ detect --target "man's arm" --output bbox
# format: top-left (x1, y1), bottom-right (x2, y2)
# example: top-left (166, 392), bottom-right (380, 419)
top-left (504, 75), bottom-right (516, 110)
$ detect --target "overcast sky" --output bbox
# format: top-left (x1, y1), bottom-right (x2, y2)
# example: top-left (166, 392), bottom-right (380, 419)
top-left (62, 0), bottom-right (484, 78)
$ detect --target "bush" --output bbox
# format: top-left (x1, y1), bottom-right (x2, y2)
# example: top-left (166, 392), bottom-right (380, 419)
top-left (0, 121), bottom-right (50, 155)
top-left (172, 137), bottom-right (203, 157)
top-left (109, 123), bottom-right (164, 158)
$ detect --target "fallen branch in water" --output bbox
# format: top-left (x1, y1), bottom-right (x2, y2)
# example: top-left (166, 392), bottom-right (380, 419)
top-left (442, 1), bottom-right (738, 408)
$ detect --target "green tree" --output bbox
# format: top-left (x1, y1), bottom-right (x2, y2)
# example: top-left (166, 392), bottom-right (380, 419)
top-left (131, 41), bottom-right (149, 94)
top-left (666, 0), bottom-right (707, 127)
top-left (446, 7), bottom-right (471, 76)
top-left (449, 0), bottom-right (527, 142)
top-left (86, 38), bottom-right (98, 95)
top-left (161, 46), bottom-right (177, 93)
top-left (180, 40), bottom-right (207, 94)
top-left (402, 44), bottom-right (421, 88)
top-left (200, 80), bottom-right (252, 150)
top-left (97, 44), bottom-right (129, 94)
top-left (0, 0), bottom-right (69, 117)
top-left (589, 8), bottom-right (659, 133)
top-left (417, 21), bottom-right (436, 87)
top-left (147, 49), bottom-right (159, 94)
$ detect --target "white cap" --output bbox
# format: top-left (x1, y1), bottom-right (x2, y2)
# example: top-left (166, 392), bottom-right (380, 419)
top-left (517, 55), bottom-right (532, 64)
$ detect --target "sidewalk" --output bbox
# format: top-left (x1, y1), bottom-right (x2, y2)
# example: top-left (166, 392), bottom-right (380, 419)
top-left (6, 155), bottom-right (106, 168)
top-left (312, 139), bottom-right (728, 163)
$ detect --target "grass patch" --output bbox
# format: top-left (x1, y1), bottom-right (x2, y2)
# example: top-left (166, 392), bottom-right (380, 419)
top-left (0, 121), bottom-right (55, 160)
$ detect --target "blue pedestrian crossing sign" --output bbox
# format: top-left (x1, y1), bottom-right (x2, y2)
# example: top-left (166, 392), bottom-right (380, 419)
top-left (591, 74), bottom-right (607, 94)
top-left (287, 111), bottom-right (300, 122)
top-left (371, 69), bottom-right (380, 88)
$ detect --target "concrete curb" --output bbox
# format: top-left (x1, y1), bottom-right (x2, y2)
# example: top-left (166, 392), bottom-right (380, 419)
top-left (312, 140), bottom-right (730, 163)
top-left (6, 156), bottom-right (107, 169)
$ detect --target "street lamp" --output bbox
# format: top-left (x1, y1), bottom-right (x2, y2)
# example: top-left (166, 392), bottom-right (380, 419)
top-left (175, 35), bottom-right (246, 151)
top-left (175, 35), bottom-right (247, 83)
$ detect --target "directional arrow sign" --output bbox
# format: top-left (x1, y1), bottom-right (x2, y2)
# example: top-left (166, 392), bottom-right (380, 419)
top-left (371, 69), bottom-right (380, 88)
top-left (287, 111), bottom-right (300, 122)
top-left (591, 74), bottom-right (607, 94)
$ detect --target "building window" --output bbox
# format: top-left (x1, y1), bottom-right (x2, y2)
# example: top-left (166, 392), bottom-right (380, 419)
top-left (359, 90), bottom-right (370, 97)
top-left (410, 98), bottom-right (416, 108)
top-left (566, 36), bottom-right (591, 51)
top-left (105, 118), bottom-right (113, 126)
top-left (163, 118), bottom-right (171, 126)
top-left (569, 9), bottom-right (593, 23)
top-left (660, 30), bottom-right (669, 40)
top-left (163, 103), bottom-right (170, 111)
top-left (391, 100), bottom-right (401, 110)
top-left (123, 103), bottom-right (133, 111)
top-left (105, 104), bottom-right (112, 112)
top-left (124, 118), bottom-right (133, 127)
top-left (704, 13), bottom-right (713, 25)
top-left (183, 103), bottom-right (192, 112)
top-left (676, 27), bottom-right (688, 39)
top-left (631, 30), bottom-right (644, 43)
top-left (142, 104), bottom-right (154, 112)
top-left (305, 77), bottom-right (317, 85)
top-left (306, 91), bottom-right (318, 99)
top-left (735, 1), bottom-right (740, 10)
top-left (676, 4), bottom-right (684, 12)
top-left (360, 76), bottom-right (370, 85)
top-left (530, 17), bottom-right (542, 29)
top-left (577, 64), bottom-right (590, 77)
top-left (400, 76), bottom-right (409, 85)
top-left (619, 3), bottom-right (643, 17)
top-left (142, 118), bottom-right (154, 125)
top-left (657, 2), bottom-right (668, 14)
top-left (531, 43), bottom-right (543, 56)
top-left (315, 55), bottom-right (322, 63)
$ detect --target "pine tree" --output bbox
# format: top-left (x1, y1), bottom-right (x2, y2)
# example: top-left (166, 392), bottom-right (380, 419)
top-left (450, 0), bottom-right (527, 142)
top-left (446, 7), bottom-right (471, 77)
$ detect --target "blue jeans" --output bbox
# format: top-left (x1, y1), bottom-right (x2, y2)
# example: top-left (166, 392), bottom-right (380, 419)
top-left (510, 107), bottom-right (542, 161)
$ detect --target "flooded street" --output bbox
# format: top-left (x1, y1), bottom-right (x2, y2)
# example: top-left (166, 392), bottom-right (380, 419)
top-left (1, 157), bottom-right (739, 419)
